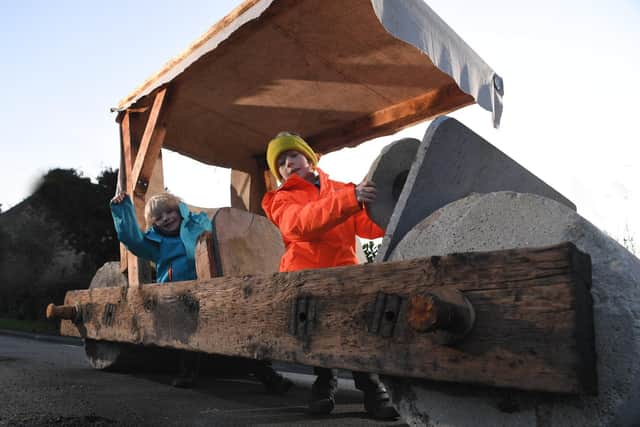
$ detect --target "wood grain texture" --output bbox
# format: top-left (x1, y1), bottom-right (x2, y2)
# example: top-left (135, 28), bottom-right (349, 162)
top-left (129, 88), bottom-right (167, 196)
top-left (119, 0), bottom-right (480, 170)
top-left (60, 242), bottom-right (595, 394)
top-left (211, 207), bottom-right (283, 276)
top-left (195, 231), bottom-right (218, 280)
top-left (309, 83), bottom-right (474, 154)
top-left (230, 162), bottom-right (267, 215)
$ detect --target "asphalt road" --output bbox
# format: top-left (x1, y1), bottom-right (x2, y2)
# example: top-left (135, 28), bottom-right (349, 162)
top-left (0, 332), bottom-right (407, 426)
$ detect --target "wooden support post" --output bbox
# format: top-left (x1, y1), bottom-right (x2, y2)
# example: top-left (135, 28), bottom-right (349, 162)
top-left (230, 158), bottom-right (268, 215)
top-left (118, 88), bottom-right (168, 287)
top-left (195, 231), bottom-right (218, 279)
top-left (59, 243), bottom-right (596, 395)
top-left (129, 88), bottom-right (167, 196)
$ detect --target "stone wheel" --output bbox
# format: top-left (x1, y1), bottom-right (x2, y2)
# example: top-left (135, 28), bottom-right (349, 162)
top-left (84, 262), bottom-right (178, 372)
top-left (84, 262), bottom-right (129, 370)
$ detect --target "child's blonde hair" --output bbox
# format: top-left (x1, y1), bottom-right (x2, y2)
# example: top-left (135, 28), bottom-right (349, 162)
top-left (144, 192), bottom-right (181, 229)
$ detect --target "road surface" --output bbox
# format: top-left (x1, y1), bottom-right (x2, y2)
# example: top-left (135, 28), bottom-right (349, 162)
top-left (0, 331), bottom-right (407, 426)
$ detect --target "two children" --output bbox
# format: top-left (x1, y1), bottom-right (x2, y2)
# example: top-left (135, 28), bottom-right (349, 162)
top-left (110, 191), bottom-right (292, 393)
top-left (261, 132), bottom-right (399, 420)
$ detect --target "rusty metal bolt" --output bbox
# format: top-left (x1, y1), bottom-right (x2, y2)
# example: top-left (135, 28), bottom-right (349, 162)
top-left (407, 294), bottom-right (456, 332)
top-left (407, 289), bottom-right (476, 345)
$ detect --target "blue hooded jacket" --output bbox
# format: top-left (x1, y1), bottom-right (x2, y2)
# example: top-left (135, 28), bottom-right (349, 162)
top-left (110, 195), bottom-right (212, 283)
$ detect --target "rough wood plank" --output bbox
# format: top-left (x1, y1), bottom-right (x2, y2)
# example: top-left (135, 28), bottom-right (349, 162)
top-left (129, 88), bottom-right (167, 197)
top-left (195, 231), bottom-right (218, 279)
top-left (120, 108), bottom-right (153, 284)
top-left (210, 208), bottom-right (283, 276)
top-left (119, 111), bottom-right (134, 274)
top-left (230, 161), bottom-right (267, 215)
top-left (309, 83), bottom-right (474, 154)
top-left (60, 242), bottom-right (595, 394)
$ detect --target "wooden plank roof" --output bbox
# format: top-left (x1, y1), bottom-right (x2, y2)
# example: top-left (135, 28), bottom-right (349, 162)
top-left (116, 0), bottom-right (501, 172)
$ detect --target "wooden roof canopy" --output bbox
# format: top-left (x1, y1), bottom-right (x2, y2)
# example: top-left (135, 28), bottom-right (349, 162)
top-left (116, 0), bottom-right (502, 173)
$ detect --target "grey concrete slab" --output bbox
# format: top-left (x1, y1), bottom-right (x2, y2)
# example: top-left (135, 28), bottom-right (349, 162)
top-left (365, 138), bottom-right (420, 229)
top-left (384, 191), bottom-right (640, 427)
top-left (369, 116), bottom-right (575, 261)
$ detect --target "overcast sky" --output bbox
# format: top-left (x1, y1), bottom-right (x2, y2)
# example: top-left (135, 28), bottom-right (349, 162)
top-left (1, 0), bottom-right (638, 249)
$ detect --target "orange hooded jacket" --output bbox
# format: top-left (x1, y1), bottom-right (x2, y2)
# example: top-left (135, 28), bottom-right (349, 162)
top-left (262, 168), bottom-right (384, 272)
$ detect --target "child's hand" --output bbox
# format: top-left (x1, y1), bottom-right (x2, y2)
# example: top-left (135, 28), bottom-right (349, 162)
top-left (355, 179), bottom-right (377, 203)
top-left (111, 192), bottom-right (127, 204)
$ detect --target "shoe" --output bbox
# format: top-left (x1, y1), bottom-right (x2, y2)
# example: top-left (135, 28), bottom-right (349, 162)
top-left (309, 370), bottom-right (338, 415)
top-left (252, 361), bottom-right (294, 395)
top-left (172, 351), bottom-right (199, 388)
top-left (363, 386), bottom-right (399, 420)
top-left (263, 373), bottom-right (294, 395)
top-left (171, 376), bottom-right (194, 388)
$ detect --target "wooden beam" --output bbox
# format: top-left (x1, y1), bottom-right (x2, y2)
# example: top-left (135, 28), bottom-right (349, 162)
top-left (118, 111), bottom-right (135, 274)
top-left (308, 83), bottom-right (474, 154)
top-left (129, 88), bottom-right (168, 198)
top-left (230, 158), bottom-right (268, 214)
top-left (60, 243), bottom-right (596, 394)
top-left (119, 100), bottom-right (166, 287)
top-left (195, 231), bottom-right (218, 279)
top-left (263, 169), bottom-right (278, 193)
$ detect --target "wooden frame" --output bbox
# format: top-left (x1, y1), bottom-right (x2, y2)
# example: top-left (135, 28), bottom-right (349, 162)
top-left (59, 243), bottom-right (596, 394)
top-left (117, 88), bottom-right (169, 287)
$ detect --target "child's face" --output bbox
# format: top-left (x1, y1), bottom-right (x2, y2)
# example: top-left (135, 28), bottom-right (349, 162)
top-left (277, 150), bottom-right (313, 181)
top-left (153, 207), bottom-right (181, 234)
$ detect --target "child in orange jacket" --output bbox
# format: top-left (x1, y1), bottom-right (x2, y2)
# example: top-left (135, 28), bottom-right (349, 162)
top-left (262, 132), bottom-right (398, 420)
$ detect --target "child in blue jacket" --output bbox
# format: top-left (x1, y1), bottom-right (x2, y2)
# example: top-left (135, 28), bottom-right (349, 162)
top-left (110, 192), bottom-right (293, 393)
top-left (111, 192), bottom-right (210, 283)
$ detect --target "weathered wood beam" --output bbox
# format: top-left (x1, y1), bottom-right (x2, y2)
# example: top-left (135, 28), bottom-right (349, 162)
top-left (119, 95), bottom-right (166, 287)
top-left (59, 243), bottom-right (595, 394)
top-left (129, 88), bottom-right (168, 198)
top-left (230, 158), bottom-right (268, 215)
top-left (195, 231), bottom-right (218, 279)
top-left (263, 169), bottom-right (278, 193)
top-left (308, 83), bottom-right (474, 154)
top-left (118, 111), bottom-right (134, 274)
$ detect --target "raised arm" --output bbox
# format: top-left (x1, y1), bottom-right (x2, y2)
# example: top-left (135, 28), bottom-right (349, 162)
top-left (267, 185), bottom-right (362, 241)
top-left (110, 193), bottom-right (159, 261)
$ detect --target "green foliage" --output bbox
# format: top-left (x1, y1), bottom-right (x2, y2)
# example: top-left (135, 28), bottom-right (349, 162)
top-left (0, 167), bottom-right (119, 322)
top-left (0, 317), bottom-right (59, 335)
top-left (362, 240), bottom-right (381, 263)
top-left (31, 168), bottom-right (119, 267)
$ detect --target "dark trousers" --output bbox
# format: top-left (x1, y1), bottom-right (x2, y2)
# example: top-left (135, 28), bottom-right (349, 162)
top-left (314, 367), bottom-right (382, 392)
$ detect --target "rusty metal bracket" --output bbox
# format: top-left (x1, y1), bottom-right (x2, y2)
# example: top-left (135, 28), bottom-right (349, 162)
top-left (407, 288), bottom-right (475, 345)
top-left (102, 303), bottom-right (117, 327)
top-left (288, 296), bottom-right (316, 349)
top-left (369, 292), bottom-right (406, 337)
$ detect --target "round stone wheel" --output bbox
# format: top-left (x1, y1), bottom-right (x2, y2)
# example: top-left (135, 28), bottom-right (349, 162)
top-left (381, 191), bottom-right (640, 427)
top-left (83, 262), bottom-right (182, 372)
top-left (365, 138), bottom-right (420, 229)
top-left (84, 262), bottom-right (130, 370)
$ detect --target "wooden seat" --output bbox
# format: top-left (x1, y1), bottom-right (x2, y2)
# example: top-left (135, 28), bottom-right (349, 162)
top-left (196, 207), bottom-right (284, 279)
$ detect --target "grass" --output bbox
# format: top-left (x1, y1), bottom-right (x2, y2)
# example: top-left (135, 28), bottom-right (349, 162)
top-left (0, 317), bottom-right (60, 335)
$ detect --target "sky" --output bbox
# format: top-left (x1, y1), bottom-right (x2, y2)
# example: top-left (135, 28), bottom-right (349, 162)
top-left (1, 0), bottom-right (639, 249)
